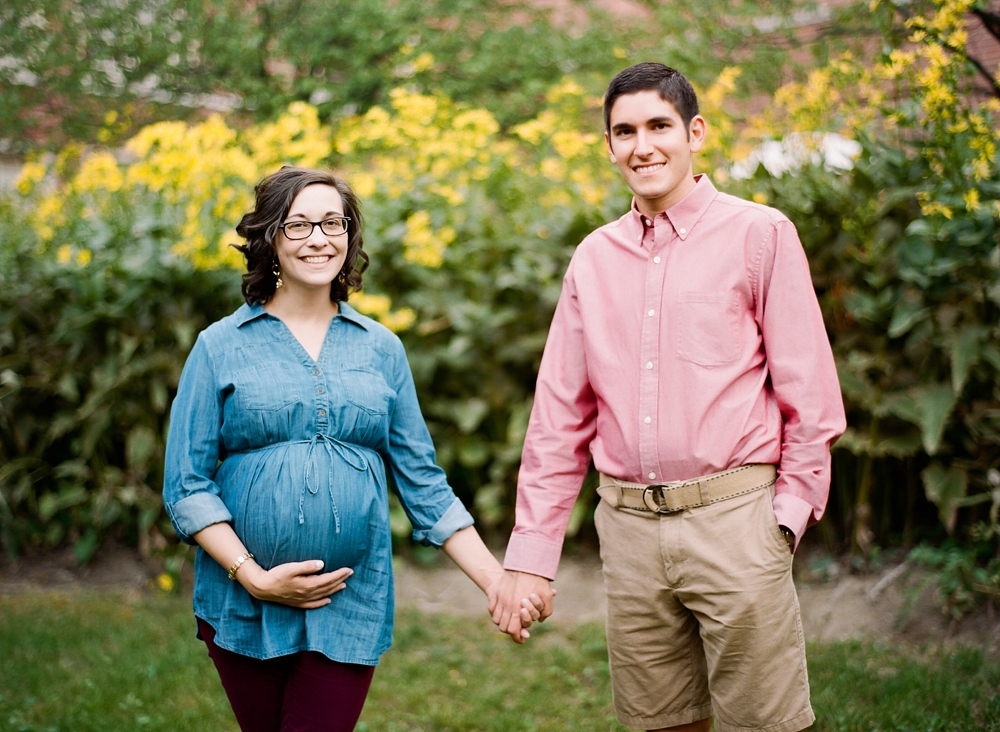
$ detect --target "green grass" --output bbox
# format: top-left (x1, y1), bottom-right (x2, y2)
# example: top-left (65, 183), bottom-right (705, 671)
top-left (0, 591), bottom-right (997, 731)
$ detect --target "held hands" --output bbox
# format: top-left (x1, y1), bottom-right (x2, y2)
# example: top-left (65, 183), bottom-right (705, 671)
top-left (238, 559), bottom-right (352, 609)
top-left (487, 570), bottom-right (556, 645)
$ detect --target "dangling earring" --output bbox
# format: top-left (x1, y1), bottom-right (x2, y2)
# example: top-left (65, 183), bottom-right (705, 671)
top-left (273, 260), bottom-right (283, 289)
top-left (338, 270), bottom-right (347, 284)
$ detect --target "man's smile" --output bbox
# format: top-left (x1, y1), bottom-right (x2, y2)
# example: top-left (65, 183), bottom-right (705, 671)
top-left (632, 162), bottom-right (666, 175)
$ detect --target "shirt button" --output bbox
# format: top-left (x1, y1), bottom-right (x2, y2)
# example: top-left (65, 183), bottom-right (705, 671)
top-left (644, 416), bottom-right (652, 424)
top-left (313, 369), bottom-right (320, 376)
top-left (653, 256), bottom-right (661, 263)
top-left (318, 409), bottom-right (326, 416)
top-left (648, 309), bottom-right (654, 316)
top-left (645, 361), bottom-right (653, 370)
top-left (317, 387), bottom-right (325, 394)
top-left (648, 472), bottom-right (657, 480)
top-left (679, 227), bottom-right (687, 235)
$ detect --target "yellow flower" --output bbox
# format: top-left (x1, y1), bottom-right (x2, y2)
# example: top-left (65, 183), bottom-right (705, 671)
top-left (157, 573), bottom-right (176, 592)
top-left (73, 152), bottom-right (124, 194)
top-left (963, 189), bottom-right (981, 211)
top-left (76, 249), bottom-right (93, 266)
top-left (411, 52), bottom-right (435, 73)
top-left (541, 157), bottom-right (565, 181)
top-left (403, 210), bottom-right (450, 268)
top-left (57, 244), bottom-right (73, 264)
top-left (380, 308), bottom-right (417, 332)
top-left (350, 292), bottom-right (392, 318)
top-left (15, 161), bottom-right (47, 195)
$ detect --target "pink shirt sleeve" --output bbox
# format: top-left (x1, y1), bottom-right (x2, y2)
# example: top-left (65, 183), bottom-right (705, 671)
top-left (756, 221), bottom-right (846, 548)
top-left (503, 263), bottom-right (597, 579)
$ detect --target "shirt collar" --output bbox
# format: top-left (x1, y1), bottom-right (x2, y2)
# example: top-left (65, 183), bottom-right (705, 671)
top-left (235, 302), bottom-right (268, 327)
top-left (629, 174), bottom-right (718, 243)
top-left (234, 300), bottom-right (370, 330)
top-left (336, 301), bottom-right (370, 330)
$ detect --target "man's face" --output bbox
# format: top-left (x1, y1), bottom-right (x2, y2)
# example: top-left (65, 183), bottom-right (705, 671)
top-left (605, 90), bottom-right (706, 215)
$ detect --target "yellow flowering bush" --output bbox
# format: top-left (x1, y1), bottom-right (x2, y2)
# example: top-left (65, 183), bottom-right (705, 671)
top-left (1, 73), bottom-right (639, 555)
top-left (728, 0), bottom-right (1000, 554)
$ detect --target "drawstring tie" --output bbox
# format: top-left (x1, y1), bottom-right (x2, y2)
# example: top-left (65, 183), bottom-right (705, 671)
top-left (301, 433), bottom-right (369, 532)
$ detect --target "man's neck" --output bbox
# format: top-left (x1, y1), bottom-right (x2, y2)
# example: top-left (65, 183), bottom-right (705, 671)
top-left (635, 173), bottom-right (698, 218)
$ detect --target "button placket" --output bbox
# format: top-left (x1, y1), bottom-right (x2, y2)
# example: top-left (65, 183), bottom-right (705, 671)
top-left (638, 220), bottom-right (667, 480)
top-left (312, 363), bottom-right (330, 431)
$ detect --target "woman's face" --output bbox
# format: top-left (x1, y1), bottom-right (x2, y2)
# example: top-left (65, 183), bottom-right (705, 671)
top-left (273, 184), bottom-right (349, 295)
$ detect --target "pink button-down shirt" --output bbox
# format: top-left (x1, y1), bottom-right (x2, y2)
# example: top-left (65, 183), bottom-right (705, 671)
top-left (504, 175), bottom-right (846, 579)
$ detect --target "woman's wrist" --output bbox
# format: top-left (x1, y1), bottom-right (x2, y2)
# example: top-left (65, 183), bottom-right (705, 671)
top-left (236, 559), bottom-right (268, 596)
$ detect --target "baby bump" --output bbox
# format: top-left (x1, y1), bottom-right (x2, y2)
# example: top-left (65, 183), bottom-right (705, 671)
top-left (221, 446), bottom-right (380, 571)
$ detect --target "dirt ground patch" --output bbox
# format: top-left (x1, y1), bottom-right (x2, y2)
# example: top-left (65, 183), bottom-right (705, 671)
top-left (2, 542), bottom-right (998, 653)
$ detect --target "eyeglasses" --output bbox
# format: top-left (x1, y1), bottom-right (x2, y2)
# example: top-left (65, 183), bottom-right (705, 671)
top-left (279, 217), bottom-right (350, 240)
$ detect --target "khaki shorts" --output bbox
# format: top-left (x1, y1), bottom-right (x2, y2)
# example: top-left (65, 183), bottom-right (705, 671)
top-left (594, 484), bottom-right (815, 732)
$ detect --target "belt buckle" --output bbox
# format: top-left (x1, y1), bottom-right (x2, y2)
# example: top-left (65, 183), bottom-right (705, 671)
top-left (642, 484), bottom-right (678, 513)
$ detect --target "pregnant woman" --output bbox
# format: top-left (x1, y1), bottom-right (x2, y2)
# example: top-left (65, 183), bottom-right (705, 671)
top-left (163, 166), bottom-right (538, 732)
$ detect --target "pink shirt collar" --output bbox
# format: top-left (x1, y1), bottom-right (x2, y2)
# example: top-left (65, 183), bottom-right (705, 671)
top-left (629, 174), bottom-right (719, 246)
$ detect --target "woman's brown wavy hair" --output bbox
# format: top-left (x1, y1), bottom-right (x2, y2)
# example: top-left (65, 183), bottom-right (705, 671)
top-left (232, 166), bottom-right (368, 305)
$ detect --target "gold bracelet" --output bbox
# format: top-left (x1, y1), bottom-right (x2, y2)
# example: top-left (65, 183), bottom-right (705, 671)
top-left (228, 552), bottom-right (254, 581)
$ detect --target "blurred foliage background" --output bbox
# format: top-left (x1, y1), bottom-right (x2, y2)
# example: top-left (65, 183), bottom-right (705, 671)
top-left (0, 0), bottom-right (998, 605)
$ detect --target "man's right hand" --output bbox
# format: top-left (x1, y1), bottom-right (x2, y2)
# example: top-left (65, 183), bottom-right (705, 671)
top-left (487, 570), bottom-right (556, 644)
top-left (239, 559), bottom-right (353, 609)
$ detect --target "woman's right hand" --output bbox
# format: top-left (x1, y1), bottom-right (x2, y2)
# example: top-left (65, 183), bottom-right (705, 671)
top-left (238, 559), bottom-right (353, 609)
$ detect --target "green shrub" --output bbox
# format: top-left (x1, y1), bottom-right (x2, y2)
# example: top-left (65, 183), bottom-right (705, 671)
top-left (0, 192), bottom-right (240, 561)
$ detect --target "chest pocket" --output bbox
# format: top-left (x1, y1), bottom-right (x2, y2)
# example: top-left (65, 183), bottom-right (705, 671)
top-left (676, 292), bottom-right (741, 367)
top-left (231, 346), bottom-right (303, 411)
top-left (341, 368), bottom-right (392, 415)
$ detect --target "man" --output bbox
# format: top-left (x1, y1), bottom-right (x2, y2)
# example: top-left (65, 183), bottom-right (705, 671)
top-left (489, 63), bottom-right (846, 732)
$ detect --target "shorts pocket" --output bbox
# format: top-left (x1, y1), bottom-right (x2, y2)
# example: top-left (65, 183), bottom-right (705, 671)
top-left (676, 292), bottom-right (740, 367)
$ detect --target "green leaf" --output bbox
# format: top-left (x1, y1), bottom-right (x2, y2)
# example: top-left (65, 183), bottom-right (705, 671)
top-left (387, 492), bottom-right (412, 541)
top-left (150, 378), bottom-right (168, 414)
top-left (881, 391), bottom-right (921, 424)
top-left (950, 325), bottom-right (986, 394)
top-left (38, 493), bottom-right (60, 523)
top-left (565, 492), bottom-right (593, 539)
top-left (56, 373), bottom-right (79, 403)
top-left (872, 433), bottom-right (923, 458)
top-left (456, 437), bottom-right (490, 469)
top-left (921, 462), bottom-right (967, 533)
top-left (73, 527), bottom-right (99, 565)
top-left (836, 362), bottom-right (878, 411)
top-left (914, 385), bottom-right (957, 455)
top-left (473, 483), bottom-right (505, 527)
top-left (887, 296), bottom-right (927, 338)
top-left (981, 343), bottom-right (1000, 372)
top-left (452, 398), bottom-right (489, 434)
top-left (126, 426), bottom-right (158, 474)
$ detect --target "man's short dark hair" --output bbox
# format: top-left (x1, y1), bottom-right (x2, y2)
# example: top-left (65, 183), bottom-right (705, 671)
top-left (603, 63), bottom-right (700, 133)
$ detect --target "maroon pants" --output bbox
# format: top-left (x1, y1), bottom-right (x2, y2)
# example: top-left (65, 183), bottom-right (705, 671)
top-left (198, 618), bottom-right (375, 732)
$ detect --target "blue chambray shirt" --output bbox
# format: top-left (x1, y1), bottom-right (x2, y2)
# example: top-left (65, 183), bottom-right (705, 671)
top-left (163, 301), bottom-right (474, 665)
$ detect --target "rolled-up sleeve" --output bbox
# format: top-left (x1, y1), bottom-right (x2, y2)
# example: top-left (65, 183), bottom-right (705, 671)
top-left (163, 334), bottom-right (232, 544)
top-left (384, 337), bottom-right (474, 547)
top-left (756, 221), bottom-right (846, 547)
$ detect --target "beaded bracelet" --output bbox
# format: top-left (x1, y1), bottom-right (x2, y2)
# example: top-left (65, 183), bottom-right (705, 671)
top-left (228, 552), bottom-right (254, 580)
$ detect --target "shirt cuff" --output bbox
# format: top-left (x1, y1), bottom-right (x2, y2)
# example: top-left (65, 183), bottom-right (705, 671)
top-left (771, 492), bottom-right (814, 552)
top-left (502, 532), bottom-right (563, 581)
top-left (413, 497), bottom-right (474, 547)
top-left (167, 493), bottom-right (234, 545)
